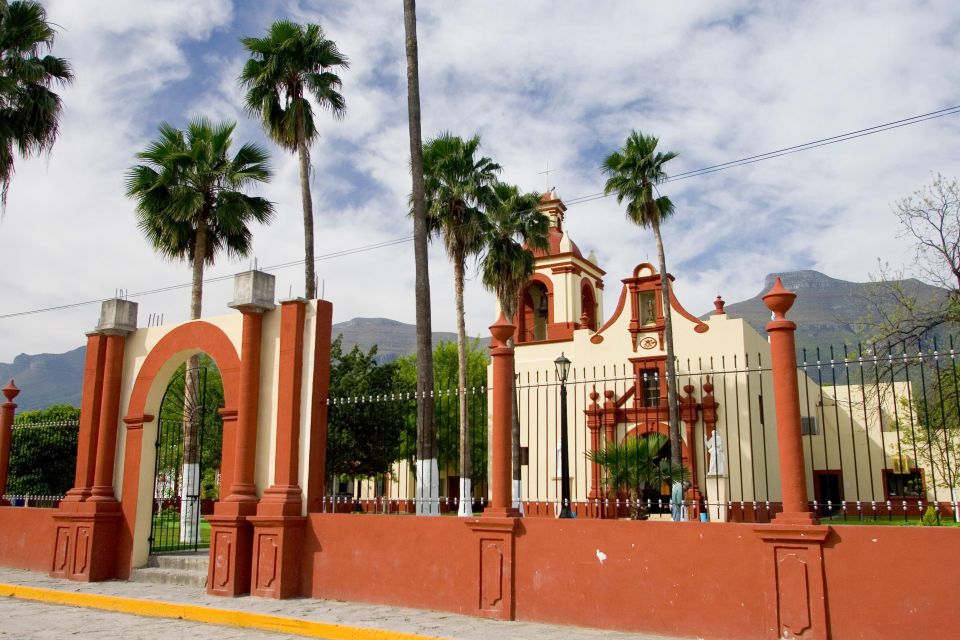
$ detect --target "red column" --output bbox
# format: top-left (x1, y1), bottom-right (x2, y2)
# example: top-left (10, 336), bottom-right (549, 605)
top-left (90, 334), bottom-right (126, 501)
top-left (0, 380), bottom-right (20, 503)
top-left (251, 300), bottom-right (308, 599)
top-left (208, 309), bottom-right (264, 597)
top-left (269, 300), bottom-right (306, 494)
top-left (64, 333), bottom-right (107, 502)
top-left (306, 300), bottom-right (333, 511)
top-left (763, 277), bottom-right (817, 526)
top-left (484, 314), bottom-right (520, 518)
top-left (226, 310), bottom-right (263, 503)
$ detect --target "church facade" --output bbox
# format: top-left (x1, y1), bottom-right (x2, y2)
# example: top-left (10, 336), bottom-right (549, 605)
top-left (506, 192), bottom-right (955, 521)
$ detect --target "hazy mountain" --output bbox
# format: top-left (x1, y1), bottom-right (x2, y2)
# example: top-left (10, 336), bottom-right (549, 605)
top-left (0, 318), bottom-right (487, 412)
top-left (708, 270), bottom-right (950, 352)
top-left (0, 346), bottom-right (86, 413)
top-left (331, 317), bottom-right (487, 363)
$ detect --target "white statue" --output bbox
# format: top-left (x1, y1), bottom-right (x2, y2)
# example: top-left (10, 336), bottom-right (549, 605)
top-left (706, 430), bottom-right (726, 476)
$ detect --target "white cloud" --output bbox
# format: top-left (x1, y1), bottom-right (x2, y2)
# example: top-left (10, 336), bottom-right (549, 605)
top-left (1, 0), bottom-right (960, 363)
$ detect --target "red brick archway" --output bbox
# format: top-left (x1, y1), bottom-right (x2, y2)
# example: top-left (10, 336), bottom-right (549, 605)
top-left (116, 321), bottom-right (241, 578)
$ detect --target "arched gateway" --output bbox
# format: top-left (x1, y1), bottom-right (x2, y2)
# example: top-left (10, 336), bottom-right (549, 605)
top-left (49, 270), bottom-right (333, 598)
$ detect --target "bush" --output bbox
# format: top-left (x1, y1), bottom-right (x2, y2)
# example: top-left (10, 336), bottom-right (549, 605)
top-left (920, 505), bottom-right (939, 526)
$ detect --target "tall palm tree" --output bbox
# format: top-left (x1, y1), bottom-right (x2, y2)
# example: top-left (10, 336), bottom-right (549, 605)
top-left (239, 20), bottom-right (348, 299)
top-left (0, 0), bottom-right (73, 210)
top-left (601, 130), bottom-right (682, 470)
top-left (402, 0), bottom-right (438, 516)
top-left (126, 117), bottom-right (274, 542)
top-left (423, 132), bottom-right (500, 516)
top-left (480, 183), bottom-right (549, 510)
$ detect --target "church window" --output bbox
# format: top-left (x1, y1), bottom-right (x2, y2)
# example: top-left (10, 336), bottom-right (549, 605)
top-left (640, 291), bottom-right (657, 326)
top-left (521, 281), bottom-right (550, 342)
top-left (641, 370), bottom-right (660, 407)
top-left (580, 282), bottom-right (597, 330)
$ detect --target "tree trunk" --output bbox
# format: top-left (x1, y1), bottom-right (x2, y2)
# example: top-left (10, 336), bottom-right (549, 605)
top-left (454, 256), bottom-right (472, 516)
top-left (181, 220), bottom-right (206, 544)
top-left (297, 114), bottom-right (316, 299)
top-left (403, 0), bottom-right (437, 516)
top-left (652, 218), bottom-right (682, 470)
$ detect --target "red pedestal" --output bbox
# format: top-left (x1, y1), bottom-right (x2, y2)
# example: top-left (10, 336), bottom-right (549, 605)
top-left (248, 513), bottom-right (306, 599)
top-left (755, 525), bottom-right (831, 640)
top-left (206, 500), bottom-right (256, 597)
top-left (466, 517), bottom-right (518, 620)
top-left (51, 501), bottom-right (121, 582)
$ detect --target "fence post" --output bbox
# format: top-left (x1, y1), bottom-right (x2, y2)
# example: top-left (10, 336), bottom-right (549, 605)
top-left (763, 277), bottom-right (817, 525)
top-left (466, 314), bottom-right (519, 622)
top-left (0, 380), bottom-right (20, 504)
top-left (755, 278), bottom-right (831, 640)
top-left (485, 314), bottom-right (520, 518)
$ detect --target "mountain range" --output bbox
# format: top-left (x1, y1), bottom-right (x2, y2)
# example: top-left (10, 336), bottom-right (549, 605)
top-left (2, 270), bottom-right (949, 411)
top-left (714, 270), bottom-right (948, 352)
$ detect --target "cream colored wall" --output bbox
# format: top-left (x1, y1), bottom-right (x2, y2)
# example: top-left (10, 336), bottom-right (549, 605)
top-left (296, 302), bottom-right (321, 513)
top-left (508, 279), bottom-right (798, 507)
top-left (532, 254), bottom-right (605, 327)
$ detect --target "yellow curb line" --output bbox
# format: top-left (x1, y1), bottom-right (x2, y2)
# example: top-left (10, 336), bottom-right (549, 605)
top-left (0, 583), bottom-right (447, 640)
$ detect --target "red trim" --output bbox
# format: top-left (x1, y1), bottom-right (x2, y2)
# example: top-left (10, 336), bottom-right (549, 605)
top-left (668, 282), bottom-right (710, 334)
top-left (590, 284), bottom-right (627, 344)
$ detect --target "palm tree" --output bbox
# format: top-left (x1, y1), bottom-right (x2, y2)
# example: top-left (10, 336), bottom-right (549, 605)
top-left (480, 182), bottom-right (549, 511)
top-left (126, 117), bottom-right (274, 542)
top-left (588, 432), bottom-right (688, 520)
top-left (423, 132), bottom-right (500, 516)
top-left (0, 0), bottom-right (73, 209)
top-left (402, 0), bottom-right (438, 516)
top-left (601, 131), bottom-right (682, 470)
top-left (239, 20), bottom-right (348, 299)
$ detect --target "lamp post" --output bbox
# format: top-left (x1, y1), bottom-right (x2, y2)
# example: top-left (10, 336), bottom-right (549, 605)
top-left (555, 353), bottom-right (573, 519)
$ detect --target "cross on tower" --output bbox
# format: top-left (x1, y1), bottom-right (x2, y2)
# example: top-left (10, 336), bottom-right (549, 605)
top-left (538, 161), bottom-right (557, 193)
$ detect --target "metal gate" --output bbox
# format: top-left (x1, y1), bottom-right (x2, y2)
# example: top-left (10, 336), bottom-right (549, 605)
top-left (149, 361), bottom-right (222, 554)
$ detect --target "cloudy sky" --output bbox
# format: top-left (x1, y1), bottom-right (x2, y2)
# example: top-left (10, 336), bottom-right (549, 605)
top-left (1, 0), bottom-right (959, 362)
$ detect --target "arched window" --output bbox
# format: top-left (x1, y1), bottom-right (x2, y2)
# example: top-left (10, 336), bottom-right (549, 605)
top-left (520, 281), bottom-right (549, 342)
top-left (580, 281), bottom-right (597, 330)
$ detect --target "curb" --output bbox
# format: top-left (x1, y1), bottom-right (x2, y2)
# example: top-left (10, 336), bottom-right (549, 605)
top-left (0, 583), bottom-right (446, 640)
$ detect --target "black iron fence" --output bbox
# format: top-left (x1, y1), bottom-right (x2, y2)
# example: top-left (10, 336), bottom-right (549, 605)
top-left (321, 383), bottom-right (489, 514)
top-left (3, 419), bottom-right (79, 507)
top-left (510, 342), bottom-right (960, 525)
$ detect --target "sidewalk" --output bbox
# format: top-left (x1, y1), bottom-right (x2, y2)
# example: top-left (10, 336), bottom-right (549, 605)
top-left (0, 568), bottom-right (675, 640)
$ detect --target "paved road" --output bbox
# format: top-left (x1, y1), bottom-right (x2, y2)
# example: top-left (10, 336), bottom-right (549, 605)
top-left (0, 567), bottom-right (674, 640)
top-left (0, 598), bottom-right (297, 640)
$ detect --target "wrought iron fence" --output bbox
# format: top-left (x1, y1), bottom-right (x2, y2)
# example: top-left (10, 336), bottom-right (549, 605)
top-left (321, 383), bottom-right (489, 514)
top-left (2, 419), bottom-right (79, 507)
top-left (511, 342), bottom-right (960, 526)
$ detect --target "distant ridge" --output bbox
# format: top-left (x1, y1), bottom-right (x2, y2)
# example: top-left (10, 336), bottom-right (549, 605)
top-left (708, 270), bottom-right (948, 352)
top-left (0, 318), bottom-right (487, 411)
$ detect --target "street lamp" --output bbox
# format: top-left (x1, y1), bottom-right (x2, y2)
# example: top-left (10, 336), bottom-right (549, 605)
top-left (555, 353), bottom-right (573, 519)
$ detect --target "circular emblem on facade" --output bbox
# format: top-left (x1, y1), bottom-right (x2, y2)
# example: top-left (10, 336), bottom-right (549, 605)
top-left (639, 336), bottom-right (657, 350)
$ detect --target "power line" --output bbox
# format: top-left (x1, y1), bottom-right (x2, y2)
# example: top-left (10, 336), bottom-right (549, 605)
top-left (561, 104), bottom-right (960, 204)
top-left (0, 236), bottom-right (413, 320)
top-left (3, 104), bottom-right (958, 321)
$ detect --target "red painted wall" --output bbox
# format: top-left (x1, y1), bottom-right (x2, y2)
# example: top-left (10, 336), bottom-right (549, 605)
top-left (514, 519), bottom-right (769, 638)
top-left (0, 507), bottom-right (55, 572)
top-left (300, 515), bottom-right (960, 640)
top-left (823, 526), bottom-right (960, 640)
top-left (302, 514), bottom-right (477, 614)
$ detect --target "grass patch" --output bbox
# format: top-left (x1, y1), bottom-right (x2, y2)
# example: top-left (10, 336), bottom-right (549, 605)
top-left (149, 515), bottom-right (212, 553)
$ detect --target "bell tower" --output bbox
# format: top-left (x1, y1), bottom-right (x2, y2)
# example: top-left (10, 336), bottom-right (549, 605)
top-left (513, 191), bottom-right (606, 344)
